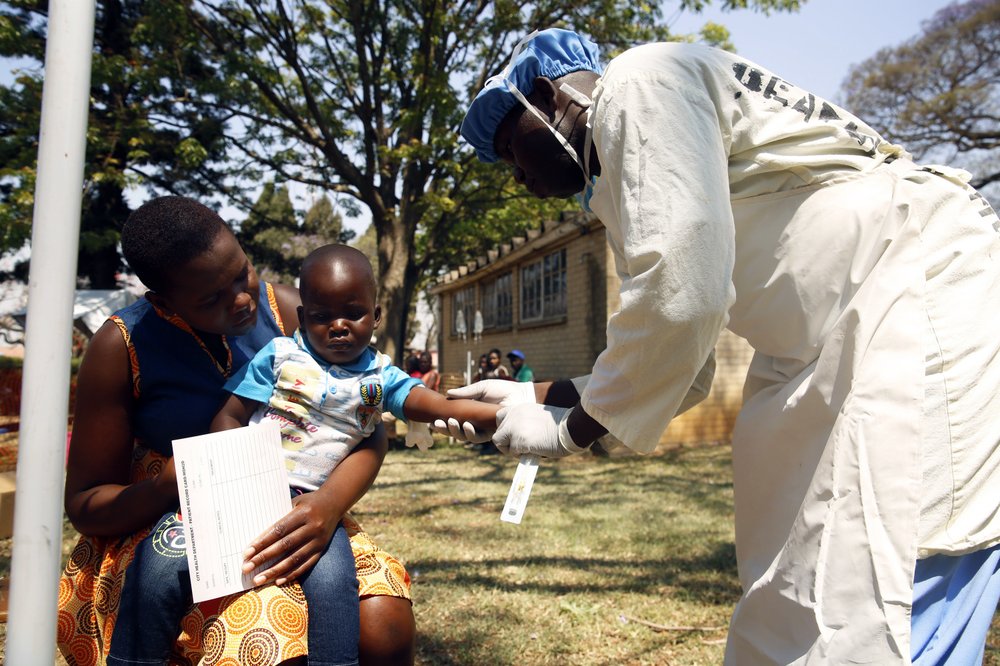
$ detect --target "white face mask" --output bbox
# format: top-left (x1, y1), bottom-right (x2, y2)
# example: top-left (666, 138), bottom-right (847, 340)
top-left (492, 31), bottom-right (596, 191)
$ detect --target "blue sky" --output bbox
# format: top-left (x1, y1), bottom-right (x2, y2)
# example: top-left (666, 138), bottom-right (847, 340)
top-left (668, 0), bottom-right (955, 102)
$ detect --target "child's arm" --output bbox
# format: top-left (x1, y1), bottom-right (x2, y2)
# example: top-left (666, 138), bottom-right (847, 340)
top-left (403, 386), bottom-right (500, 430)
top-left (210, 393), bottom-right (261, 432)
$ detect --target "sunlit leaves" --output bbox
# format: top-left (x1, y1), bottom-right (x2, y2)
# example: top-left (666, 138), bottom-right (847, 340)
top-left (175, 138), bottom-right (209, 168)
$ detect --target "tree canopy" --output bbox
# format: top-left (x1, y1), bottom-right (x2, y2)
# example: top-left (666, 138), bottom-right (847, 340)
top-left (239, 183), bottom-right (354, 283)
top-left (1, 0), bottom-right (805, 360)
top-left (841, 0), bottom-right (999, 202)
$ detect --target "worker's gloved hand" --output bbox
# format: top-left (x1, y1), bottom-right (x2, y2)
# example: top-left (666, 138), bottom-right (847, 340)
top-left (446, 380), bottom-right (536, 407)
top-left (429, 417), bottom-right (494, 444)
top-left (493, 404), bottom-right (590, 459)
top-left (431, 381), bottom-right (536, 443)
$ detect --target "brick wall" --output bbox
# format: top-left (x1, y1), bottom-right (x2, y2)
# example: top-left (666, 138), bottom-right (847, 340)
top-left (436, 221), bottom-right (610, 382)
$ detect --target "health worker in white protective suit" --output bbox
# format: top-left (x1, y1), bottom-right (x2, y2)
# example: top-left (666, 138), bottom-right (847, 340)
top-left (442, 28), bottom-right (1000, 665)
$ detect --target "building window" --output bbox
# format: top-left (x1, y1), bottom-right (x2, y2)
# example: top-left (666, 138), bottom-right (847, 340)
top-left (520, 248), bottom-right (566, 323)
top-left (451, 286), bottom-right (475, 336)
top-left (480, 272), bottom-right (512, 330)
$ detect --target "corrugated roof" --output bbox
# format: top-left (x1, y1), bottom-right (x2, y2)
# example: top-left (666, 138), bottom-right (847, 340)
top-left (430, 212), bottom-right (599, 293)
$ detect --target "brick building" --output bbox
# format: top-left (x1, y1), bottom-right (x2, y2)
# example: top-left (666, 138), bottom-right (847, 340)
top-left (430, 213), bottom-right (754, 449)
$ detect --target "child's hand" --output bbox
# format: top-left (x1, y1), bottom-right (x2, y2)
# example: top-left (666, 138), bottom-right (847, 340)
top-left (241, 492), bottom-right (340, 587)
top-left (404, 420), bottom-right (434, 451)
top-left (429, 401), bottom-right (501, 444)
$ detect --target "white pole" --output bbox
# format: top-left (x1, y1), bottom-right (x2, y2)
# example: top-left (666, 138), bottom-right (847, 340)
top-left (465, 350), bottom-right (471, 385)
top-left (5, 1), bottom-right (95, 663)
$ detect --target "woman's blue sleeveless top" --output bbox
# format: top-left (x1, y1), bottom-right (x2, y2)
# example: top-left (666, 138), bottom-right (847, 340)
top-left (109, 283), bottom-right (286, 456)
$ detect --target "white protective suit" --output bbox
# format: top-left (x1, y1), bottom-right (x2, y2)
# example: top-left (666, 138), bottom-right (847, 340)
top-left (580, 42), bottom-right (1000, 664)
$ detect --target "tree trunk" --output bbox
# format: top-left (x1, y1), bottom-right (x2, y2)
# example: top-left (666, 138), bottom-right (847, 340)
top-left (375, 212), bottom-right (419, 365)
top-left (376, 218), bottom-right (410, 367)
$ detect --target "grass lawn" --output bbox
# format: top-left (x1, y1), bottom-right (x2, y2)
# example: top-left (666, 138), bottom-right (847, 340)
top-left (368, 441), bottom-right (739, 665)
top-left (1, 438), bottom-right (997, 664)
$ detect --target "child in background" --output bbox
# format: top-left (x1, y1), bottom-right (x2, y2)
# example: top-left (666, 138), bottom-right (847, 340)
top-left (418, 351), bottom-right (440, 393)
top-left (473, 353), bottom-right (490, 382)
top-left (484, 348), bottom-right (511, 380)
top-left (405, 353), bottom-right (422, 379)
top-left (211, 244), bottom-right (499, 653)
top-left (507, 349), bottom-right (534, 383)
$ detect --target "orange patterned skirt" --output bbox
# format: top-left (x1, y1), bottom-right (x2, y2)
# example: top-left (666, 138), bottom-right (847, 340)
top-left (57, 448), bottom-right (410, 666)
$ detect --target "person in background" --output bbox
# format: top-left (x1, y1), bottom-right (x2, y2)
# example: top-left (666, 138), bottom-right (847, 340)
top-left (473, 353), bottom-right (490, 383)
top-left (449, 27), bottom-right (1000, 665)
top-left (404, 352), bottom-right (422, 379)
top-left (506, 349), bottom-right (534, 382)
top-left (418, 351), bottom-right (440, 393)
top-left (483, 348), bottom-right (510, 380)
top-left (472, 348), bottom-right (511, 455)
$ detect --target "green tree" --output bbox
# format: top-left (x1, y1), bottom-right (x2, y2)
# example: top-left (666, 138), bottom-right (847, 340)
top-left (841, 0), bottom-right (999, 201)
top-left (352, 223), bottom-right (378, 270)
top-left (303, 193), bottom-right (353, 244)
top-left (181, 0), bottom-right (802, 363)
top-left (240, 186), bottom-right (357, 282)
top-left (238, 182), bottom-right (299, 282)
top-left (0, 0), bottom-right (238, 286)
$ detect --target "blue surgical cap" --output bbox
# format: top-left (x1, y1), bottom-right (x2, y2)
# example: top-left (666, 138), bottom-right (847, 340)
top-left (461, 28), bottom-right (602, 163)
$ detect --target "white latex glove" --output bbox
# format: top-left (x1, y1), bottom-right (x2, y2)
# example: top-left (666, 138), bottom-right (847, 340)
top-left (404, 420), bottom-right (434, 452)
top-left (429, 417), bottom-right (494, 444)
top-left (430, 380), bottom-right (536, 443)
top-left (493, 404), bottom-right (590, 459)
top-left (446, 380), bottom-right (536, 407)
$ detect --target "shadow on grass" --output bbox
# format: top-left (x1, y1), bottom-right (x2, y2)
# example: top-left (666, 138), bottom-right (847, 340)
top-left (372, 448), bottom-right (517, 483)
top-left (408, 541), bottom-right (741, 664)
top-left (369, 446), bottom-right (736, 519)
top-left (408, 540), bottom-right (741, 602)
top-left (415, 603), bottom-right (527, 666)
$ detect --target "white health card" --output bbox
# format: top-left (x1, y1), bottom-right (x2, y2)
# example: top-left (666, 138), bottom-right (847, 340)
top-left (173, 422), bottom-right (292, 602)
top-left (500, 455), bottom-right (539, 524)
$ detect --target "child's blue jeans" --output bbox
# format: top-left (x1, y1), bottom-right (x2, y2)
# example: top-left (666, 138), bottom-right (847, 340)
top-left (107, 507), bottom-right (360, 666)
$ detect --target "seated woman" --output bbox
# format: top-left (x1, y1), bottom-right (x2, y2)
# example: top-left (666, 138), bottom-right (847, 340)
top-left (58, 196), bottom-right (414, 665)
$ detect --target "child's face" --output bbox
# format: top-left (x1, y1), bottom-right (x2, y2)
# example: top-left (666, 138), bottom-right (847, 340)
top-left (298, 262), bottom-right (381, 366)
top-left (152, 231), bottom-right (260, 337)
